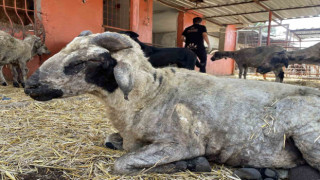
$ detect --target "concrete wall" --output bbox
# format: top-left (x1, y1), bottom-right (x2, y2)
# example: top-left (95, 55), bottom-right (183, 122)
top-left (153, 32), bottom-right (176, 47)
top-left (207, 25), bottom-right (236, 75)
top-left (131, 0), bottom-right (153, 43)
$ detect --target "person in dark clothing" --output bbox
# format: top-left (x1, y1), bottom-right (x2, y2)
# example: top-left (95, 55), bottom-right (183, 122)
top-left (182, 17), bottom-right (211, 73)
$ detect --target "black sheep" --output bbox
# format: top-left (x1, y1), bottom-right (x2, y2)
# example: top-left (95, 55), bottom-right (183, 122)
top-left (119, 31), bottom-right (200, 70)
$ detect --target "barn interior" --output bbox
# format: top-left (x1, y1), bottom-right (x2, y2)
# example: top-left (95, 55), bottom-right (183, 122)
top-left (0, 0), bottom-right (320, 179)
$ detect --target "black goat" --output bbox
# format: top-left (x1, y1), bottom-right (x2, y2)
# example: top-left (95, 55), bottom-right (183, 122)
top-left (119, 31), bottom-right (200, 70)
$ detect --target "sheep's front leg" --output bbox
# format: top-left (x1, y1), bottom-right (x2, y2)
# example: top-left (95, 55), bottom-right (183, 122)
top-left (0, 66), bottom-right (8, 86)
top-left (243, 65), bottom-right (248, 79)
top-left (10, 64), bottom-right (21, 87)
top-left (18, 61), bottom-right (29, 88)
top-left (238, 65), bottom-right (243, 79)
top-left (105, 133), bottom-right (123, 150)
top-left (113, 142), bottom-right (198, 175)
top-left (273, 68), bottom-right (284, 83)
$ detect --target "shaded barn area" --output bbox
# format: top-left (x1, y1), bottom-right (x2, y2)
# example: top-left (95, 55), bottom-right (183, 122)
top-left (1, 0), bottom-right (320, 179)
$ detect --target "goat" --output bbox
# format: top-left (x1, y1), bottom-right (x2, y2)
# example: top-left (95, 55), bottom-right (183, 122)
top-left (211, 46), bottom-right (288, 82)
top-left (0, 30), bottom-right (50, 87)
top-left (257, 42), bottom-right (320, 77)
top-left (25, 31), bottom-right (320, 177)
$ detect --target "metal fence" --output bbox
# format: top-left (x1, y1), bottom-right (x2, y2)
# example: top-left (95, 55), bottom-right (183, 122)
top-left (0, 0), bottom-right (45, 41)
top-left (103, 0), bottom-right (130, 32)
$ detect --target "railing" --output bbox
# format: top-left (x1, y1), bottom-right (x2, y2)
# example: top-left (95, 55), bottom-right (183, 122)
top-left (0, 0), bottom-right (45, 41)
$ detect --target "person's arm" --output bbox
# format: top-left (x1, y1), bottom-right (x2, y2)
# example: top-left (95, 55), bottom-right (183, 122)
top-left (202, 32), bottom-right (210, 52)
top-left (181, 35), bottom-right (185, 43)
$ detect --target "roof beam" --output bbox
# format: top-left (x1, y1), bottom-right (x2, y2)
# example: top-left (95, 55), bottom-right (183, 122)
top-left (205, 4), bottom-right (320, 19)
top-left (253, 0), bottom-right (283, 20)
top-left (291, 28), bottom-right (320, 32)
top-left (186, 0), bottom-right (268, 10)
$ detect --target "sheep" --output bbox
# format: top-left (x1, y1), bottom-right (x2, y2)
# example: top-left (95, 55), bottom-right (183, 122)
top-left (25, 31), bottom-right (320, 177)
top-left (211, 46), bottom-right (288, 82)
top-left (257, 42), bottom-right (320, 77)
top-left (119, 31), bottom-right (200, 70)
top-left (0, 30), bottom-right (50, 87)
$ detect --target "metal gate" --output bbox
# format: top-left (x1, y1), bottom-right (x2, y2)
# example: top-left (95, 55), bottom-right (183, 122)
top-left (103, 0), bottom-right (130, 32)
top-left (0, 0), bottom-right (45, 41)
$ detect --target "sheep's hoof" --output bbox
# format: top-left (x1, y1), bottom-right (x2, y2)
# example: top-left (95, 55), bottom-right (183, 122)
top-left (186, 157), bottom-right (211, 172)
top-left (233, 168), bottom-right (262, 180)
top-left (105, 142), bottom-right (118, 150)
top-left (260, 168), bottom-right (278, 180)
top-left (105, 133), bottom-right (123, 150)
top-left (289, 165), bottom-right (320, 180)
top-left (234, 168), bottom-right (279, 180)
top-left (13, 82), bottom-right (20, 88)
top-left (1, 82), bottom-right (7, 86)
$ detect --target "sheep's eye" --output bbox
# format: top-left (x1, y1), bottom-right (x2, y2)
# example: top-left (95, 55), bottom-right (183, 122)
top-left (64, 60), bottom-right (86, 75)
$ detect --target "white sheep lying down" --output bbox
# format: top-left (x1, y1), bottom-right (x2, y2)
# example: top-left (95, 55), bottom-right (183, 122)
top-left (25, 31), bottom-right (320, 175)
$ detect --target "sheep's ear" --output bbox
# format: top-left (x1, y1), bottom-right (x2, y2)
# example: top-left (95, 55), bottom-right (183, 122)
top-left (114, 61), bottom-right (134, 100)
top-left (92, 32), bottom-right (133, 52)
top-left (119, 31), bottom-right (139, 38)
top-left (78, 30), bottom-right (93, 37)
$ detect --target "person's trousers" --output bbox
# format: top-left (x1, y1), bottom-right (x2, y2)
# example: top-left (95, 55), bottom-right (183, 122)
top-left (192, 48), bottom-right (207, 73)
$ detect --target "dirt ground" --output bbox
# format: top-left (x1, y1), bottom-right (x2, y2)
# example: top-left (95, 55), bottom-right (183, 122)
top-left (0, 75), bottom-right (319, 180)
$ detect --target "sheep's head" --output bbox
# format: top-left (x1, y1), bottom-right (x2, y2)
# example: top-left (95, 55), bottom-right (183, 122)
top-left (119, 31), bottom-right (139, 42)
top-left (25, 31), bottom-right (135, 101)
top-left (210, 51), bottom-right (230, 61)
top-left (33, 36), bottom-right (51, 56)
top-left (26, 35), bottom-right (51, 56)
top-left (256, 50), bottom-right (288, 74)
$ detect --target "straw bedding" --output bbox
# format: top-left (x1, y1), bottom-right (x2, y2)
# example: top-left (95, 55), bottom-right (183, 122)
top-left (1, 76), bottom-right (319, 180)
top-left (0, 86), bottom-right (239, 180)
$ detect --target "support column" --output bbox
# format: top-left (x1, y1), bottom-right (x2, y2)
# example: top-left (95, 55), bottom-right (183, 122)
top-left (176, 10), bottom-right (203, 47)
top-left (130, 0), bottom-right (139, 33)
top-left (130, 0), bottom-right (153, 43)
top-left (267, 11), bottom-right (272, 46)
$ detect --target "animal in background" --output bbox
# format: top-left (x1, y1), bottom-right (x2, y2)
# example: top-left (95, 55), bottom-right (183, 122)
top-left (119, 31), bottom-right (201, 70)
top-left (212, 46), bottom-right (288, 82)
top-left (257, 42), bottom-right (320, 80)
top-left (0, 30), bottom-right (50, 87)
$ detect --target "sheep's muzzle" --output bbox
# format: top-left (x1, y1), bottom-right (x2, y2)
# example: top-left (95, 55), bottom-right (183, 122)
top-left (24, 70), bottom-right (63, 101)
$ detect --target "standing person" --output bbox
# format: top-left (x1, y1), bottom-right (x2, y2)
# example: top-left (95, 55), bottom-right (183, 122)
top-left (182, 17), bottom-right (211, 73)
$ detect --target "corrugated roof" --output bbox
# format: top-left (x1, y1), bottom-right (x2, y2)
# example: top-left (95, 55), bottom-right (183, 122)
top-left (157, 0), bottom-right (320, 26)
top-left (291, 28), bottom-right (320, 39)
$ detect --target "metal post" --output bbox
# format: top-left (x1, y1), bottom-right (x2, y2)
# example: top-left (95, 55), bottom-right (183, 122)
top-left (2, 0), bottom-right (14, 35)
top-left (267, 11), bottom-right (272, 46)
top-left (14, 0), bottom-right (25, 38)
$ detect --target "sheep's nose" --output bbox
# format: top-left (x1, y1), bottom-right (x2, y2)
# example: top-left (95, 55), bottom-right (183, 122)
top-left (24, 69), bottom-right (41, 95)
top-left (24, 83), bottom-right (40, 95)
top-left (24, 88), bottom-right (31, 95)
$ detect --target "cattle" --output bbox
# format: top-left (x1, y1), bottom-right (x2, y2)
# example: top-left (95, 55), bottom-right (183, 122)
top-left (257, 42), bottom-right (320, 78)
top-left (211, 46), bottom-right (288, 82)
top-left (0, 30), bottom-right (50, 87)
top-left (25, 31), bottom-right (320, 177)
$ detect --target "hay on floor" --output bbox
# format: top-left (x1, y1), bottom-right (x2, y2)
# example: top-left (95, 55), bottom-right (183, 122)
top-left (0, 86), bottom-right (239, 180)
